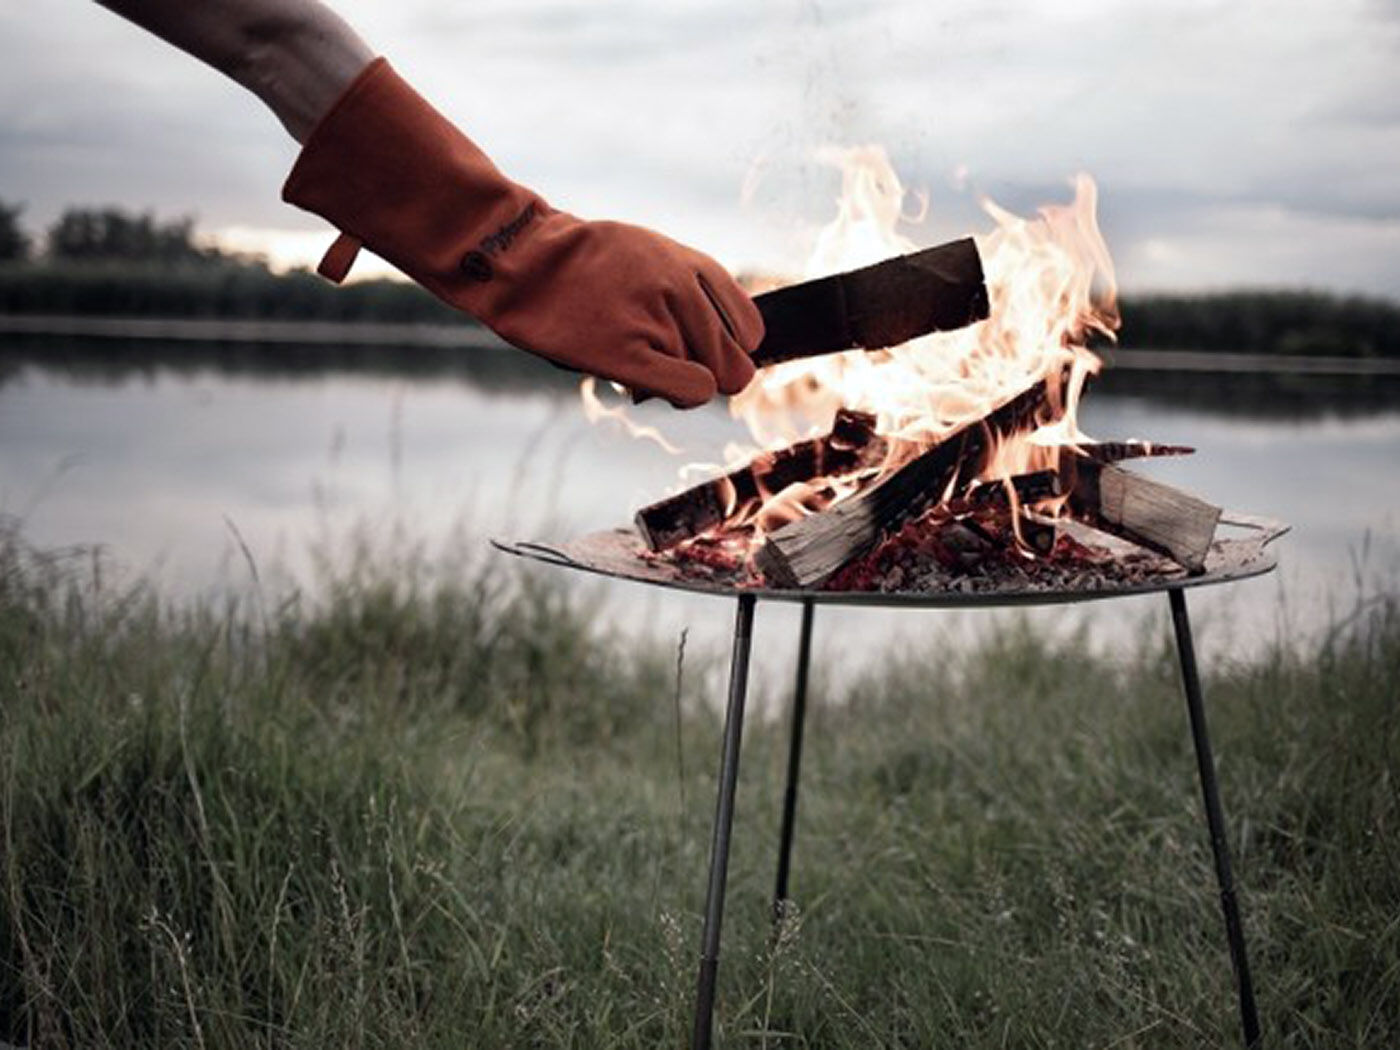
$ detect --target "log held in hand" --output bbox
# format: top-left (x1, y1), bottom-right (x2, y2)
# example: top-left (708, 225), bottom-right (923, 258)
top-left (755, 376), bottom-right (1057, 589)
top-left (750, 238), bottom-right (990, 369)
top-left (634, 409), bottom-right (884, 552)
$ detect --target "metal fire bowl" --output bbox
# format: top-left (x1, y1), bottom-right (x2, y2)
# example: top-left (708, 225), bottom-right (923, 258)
top-left (494, 512), bottom-right (1288, 609)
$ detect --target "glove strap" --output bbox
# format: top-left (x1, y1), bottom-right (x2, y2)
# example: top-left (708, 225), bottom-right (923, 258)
top-left (317, 232), bottom-right (363, 284)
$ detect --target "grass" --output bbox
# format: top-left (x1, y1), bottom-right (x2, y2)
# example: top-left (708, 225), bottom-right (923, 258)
top-left (1, 525), bottom-right (1397, 1048)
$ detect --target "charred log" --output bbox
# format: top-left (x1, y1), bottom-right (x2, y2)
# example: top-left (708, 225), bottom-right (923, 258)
top-left (1073, 440), bottom-right (1194, 463)
top-left (634, 408), bottom-right (884, 552)
top-left (940, 469), bottom-right (1061, 518)
top-left (1015, 511), bottom-right (1059, 557)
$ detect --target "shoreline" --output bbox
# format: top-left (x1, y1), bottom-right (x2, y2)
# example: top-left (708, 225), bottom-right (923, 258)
top-left (5, 312), bottom-right (1400, 376)
top-left (0, 312), bottom-right (508, 351)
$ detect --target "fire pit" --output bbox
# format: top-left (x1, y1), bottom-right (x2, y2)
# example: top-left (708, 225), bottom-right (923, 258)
top-left (501, 156), bottom-right (1278, 1046)
top-left (497, 513), bottom-right (1282, 1049)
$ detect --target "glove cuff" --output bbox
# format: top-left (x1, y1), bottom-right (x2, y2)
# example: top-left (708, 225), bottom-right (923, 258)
top-left (281, 57), bottom-right (544, 291)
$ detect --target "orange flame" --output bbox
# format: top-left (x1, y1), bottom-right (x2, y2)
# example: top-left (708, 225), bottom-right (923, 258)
top-left (732, 148), bottom-right (1116, 460)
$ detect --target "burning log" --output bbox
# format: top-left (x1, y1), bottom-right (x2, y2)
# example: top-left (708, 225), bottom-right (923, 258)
top-left (1016, 512), bottom-right (1058, 557)
top-left (941, 470), bottom-right (1061, 518)
top-left (945, 507), bottom-right (1058, 560)
top-left (935, 482), bottom-right (1061, 558)
top-left (754, 376), bottom-right (1057, 588)
top-left (1064, 457), bottom-right (1220, 572)
top-left (1074, 440), bottom-right (1194, 464)
top-left (635, 409), bottom-right (885, 552)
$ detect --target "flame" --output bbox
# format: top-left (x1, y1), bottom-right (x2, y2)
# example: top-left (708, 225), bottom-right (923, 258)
top-left (581, 145), bottom-right (1121, 560)
top-left (755, 481), bottom-right (827, 534)
top-left (579, 377), bottom-right (683, 454)
top-left (732, 148), bottom-right (1116, 460)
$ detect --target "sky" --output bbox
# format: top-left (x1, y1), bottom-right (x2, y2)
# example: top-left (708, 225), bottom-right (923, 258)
top-left (2, 0), bottom-right (1398, 297)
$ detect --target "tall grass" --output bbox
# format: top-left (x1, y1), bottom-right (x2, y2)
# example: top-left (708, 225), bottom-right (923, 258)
top-left (2, 526), bottom-right (1396, 1048)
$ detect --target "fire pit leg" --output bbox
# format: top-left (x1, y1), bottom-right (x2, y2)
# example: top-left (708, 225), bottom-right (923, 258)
top-left (692, 593), bottom-right (757, 1050)
top-left (1168, 587), bottom-right (1261, 1047)
top-left (772, 597), bottom-right (815, 928)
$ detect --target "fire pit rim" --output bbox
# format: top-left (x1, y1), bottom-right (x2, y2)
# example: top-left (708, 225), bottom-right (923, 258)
top-left (493, 512), bottom-right (1287, 609)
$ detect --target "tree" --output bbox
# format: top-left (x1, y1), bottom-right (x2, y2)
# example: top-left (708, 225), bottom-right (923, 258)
top-left (0, 199), bottom-right (30, 261)
top-left (46, 206), bottom-right (216, 265)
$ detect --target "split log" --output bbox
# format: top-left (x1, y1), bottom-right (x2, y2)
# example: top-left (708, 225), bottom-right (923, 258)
top-left (1072, 440), bottom-right (1194, 464)
top-left (635, 409), bottom-right (884, 552)
top-left (1063, 457), bottom-right (1220, 573)
top-left (754, 375), bottom-right (1059, 588)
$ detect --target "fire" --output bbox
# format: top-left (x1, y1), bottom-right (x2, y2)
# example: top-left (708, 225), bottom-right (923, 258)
top-left (585, 146), bottom-right (1121, 560)
top-left (732, 148), bottom-right (1116, 458)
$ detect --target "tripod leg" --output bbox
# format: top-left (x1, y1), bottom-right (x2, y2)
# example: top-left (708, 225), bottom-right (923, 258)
top-left (1168, 587), bottom-right (1261, 1046)
top-left (773, 598), bottom-right (815, 926)
top-left (692, 593), bottom-right (757, 1050)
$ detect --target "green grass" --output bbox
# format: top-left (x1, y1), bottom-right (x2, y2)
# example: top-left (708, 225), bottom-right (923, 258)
top-left (1, 527), bottom-right (1397, 1048)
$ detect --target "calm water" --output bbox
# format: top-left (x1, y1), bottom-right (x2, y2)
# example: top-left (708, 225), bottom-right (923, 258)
top-left (3, 341), bottom-right (1398, 691)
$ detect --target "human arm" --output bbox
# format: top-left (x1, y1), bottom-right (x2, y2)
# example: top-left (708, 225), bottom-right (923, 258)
top-left (95, 0), bottom-right (372, 142)
top-left (94, 0), bottom-right (763, 406)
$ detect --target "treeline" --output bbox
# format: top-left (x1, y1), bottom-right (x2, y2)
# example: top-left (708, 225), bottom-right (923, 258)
top-left (0, 201), bottom-right (461, 324)
top-left (3, 202), bottom-right (1400, 354)
top-left (0, 259), bottom-right (462, 324)
top-left (1118, 292), bottom-right (1400, 358)
top-left (2, 200), bottom-right (248, 268)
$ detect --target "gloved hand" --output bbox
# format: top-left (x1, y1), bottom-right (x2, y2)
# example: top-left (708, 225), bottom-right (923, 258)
top-left (282, 58), bottom-right (762, 407)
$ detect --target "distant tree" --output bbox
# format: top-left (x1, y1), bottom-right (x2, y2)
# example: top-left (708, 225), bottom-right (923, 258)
top-left (0, 199), bottom-right (30, 261)
top-left (1119, 291), bottom-right (1400, 358)
top-left (45, 206), bottom-right (231, 265)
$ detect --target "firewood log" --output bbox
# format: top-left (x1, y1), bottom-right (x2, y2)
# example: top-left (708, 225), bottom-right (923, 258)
top-left (1063, 457), bottom-right (1220, 572)
top-left (634, 409), bottom-right (883, 552)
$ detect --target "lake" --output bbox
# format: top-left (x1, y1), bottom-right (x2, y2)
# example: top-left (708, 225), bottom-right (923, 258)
top-left (3, 336), bottom-right (1398, 698)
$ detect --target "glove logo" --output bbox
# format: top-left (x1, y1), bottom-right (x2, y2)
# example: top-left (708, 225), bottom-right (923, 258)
top-left (460, 202), bottom-right (539, 283)
top-left (460, 250), bottom-right (493, 283)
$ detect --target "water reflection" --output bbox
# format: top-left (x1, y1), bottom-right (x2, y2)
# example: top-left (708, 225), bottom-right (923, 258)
top-left (1092, 366), bottom-right (1400, 421)
top-left (0, 332), bottom-right (588, 398)
top-left (2, 337), bottom-right (1397, 689)
top-left (6, 333), bottom-right (1399, 421)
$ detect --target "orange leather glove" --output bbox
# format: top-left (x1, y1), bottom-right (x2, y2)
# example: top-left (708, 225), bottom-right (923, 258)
top-left (282, 59), bottom-right (762, 407)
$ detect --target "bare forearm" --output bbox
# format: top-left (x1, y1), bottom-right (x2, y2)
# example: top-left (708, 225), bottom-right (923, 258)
top-left (95, 0), bottom-right (373, 142)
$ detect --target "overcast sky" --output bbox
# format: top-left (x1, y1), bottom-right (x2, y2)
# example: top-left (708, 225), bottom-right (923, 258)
top-left (2, 0), bottom-right (1398, 296)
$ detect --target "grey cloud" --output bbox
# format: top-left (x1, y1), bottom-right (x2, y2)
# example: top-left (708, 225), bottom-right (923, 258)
top-left (2, 0), bottom-right (1397, 295)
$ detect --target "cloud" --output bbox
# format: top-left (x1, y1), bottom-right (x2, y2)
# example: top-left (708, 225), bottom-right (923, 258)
top-left (1118, 203), bottom-right (1400, 295)
top-left (1, 0), bottom-right (1397, 295)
